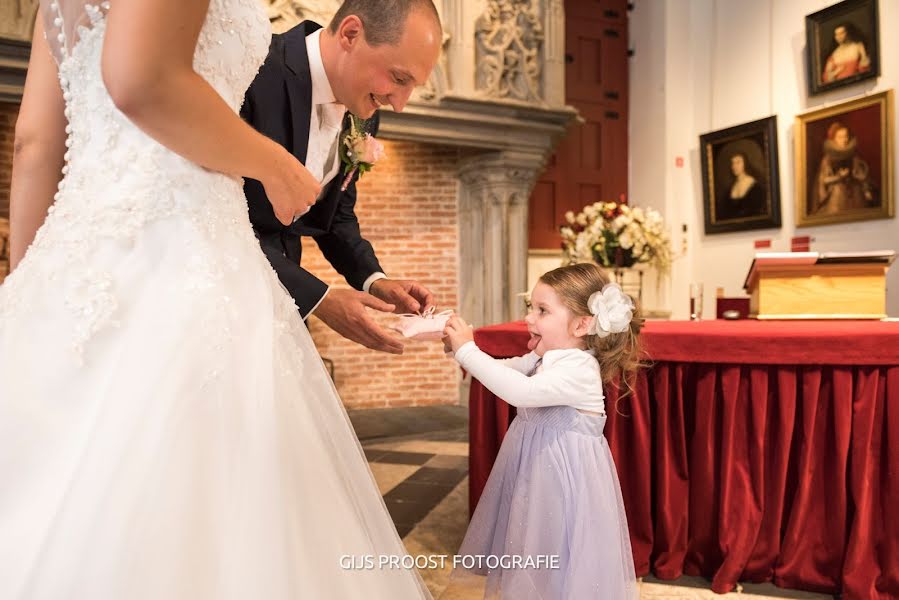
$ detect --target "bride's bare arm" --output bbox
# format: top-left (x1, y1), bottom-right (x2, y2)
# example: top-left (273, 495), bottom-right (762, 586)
top-left (9, 20), bottom-right (66, 271)
top-left (102, 0), bottom-right (319, 224)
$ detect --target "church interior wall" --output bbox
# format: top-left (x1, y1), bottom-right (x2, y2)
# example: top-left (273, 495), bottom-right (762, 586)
top-left (630, 0), bottom-right (899, 318)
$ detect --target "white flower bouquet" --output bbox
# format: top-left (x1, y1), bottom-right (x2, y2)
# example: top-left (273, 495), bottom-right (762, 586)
top-left (560, 201), bottom-right (673, 273)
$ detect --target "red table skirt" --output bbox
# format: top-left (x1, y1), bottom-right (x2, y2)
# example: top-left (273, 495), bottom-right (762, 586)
top-left (469, 320), bottom-right (899, 599)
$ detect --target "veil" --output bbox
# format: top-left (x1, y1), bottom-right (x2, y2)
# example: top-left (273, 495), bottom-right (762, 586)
top-left (38, 0), bottom-right (110, 64)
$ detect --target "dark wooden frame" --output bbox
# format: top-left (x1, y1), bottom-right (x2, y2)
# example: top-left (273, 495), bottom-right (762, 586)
top-left (699, 116), bottom-right (782, 235)
top-left (805, 0), bottom-right (880, 96)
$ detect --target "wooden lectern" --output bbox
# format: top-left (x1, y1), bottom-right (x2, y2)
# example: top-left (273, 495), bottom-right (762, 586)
top-left (743, 251), bottom-right (896, 319)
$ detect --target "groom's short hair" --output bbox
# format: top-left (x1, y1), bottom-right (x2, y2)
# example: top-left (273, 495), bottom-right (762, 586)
top-left (329, 0), bottom-right (441, 47)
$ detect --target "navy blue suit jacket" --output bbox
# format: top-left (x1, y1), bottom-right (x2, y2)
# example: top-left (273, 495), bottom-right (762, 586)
top-left (241, 21), bottom-right (384, 317)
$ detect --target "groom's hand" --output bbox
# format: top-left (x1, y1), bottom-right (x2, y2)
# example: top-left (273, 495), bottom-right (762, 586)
top-left (313, 289), bottom-right (405, 354)
top-left (369, 279), bottom-right (435, 314)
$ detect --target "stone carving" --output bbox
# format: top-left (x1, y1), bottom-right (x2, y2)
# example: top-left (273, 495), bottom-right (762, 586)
top-left (415, 29), bottom-right (451, 103)
top-left (261, 0), bottom-right (340, 34)
top-left (475, 0), bottom-right (544, 102)
top-left (0, 0), bottom-right (38, 42)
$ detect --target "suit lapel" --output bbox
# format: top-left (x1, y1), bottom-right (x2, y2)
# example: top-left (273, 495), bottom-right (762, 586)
top-left (281, 21), bottom-right (348, 236)
top-left (282, 21), bottom-right (322, 165)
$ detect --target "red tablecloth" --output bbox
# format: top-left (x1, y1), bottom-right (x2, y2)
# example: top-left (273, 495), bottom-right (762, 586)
top-left (469, 319), bottom-right (899, 599)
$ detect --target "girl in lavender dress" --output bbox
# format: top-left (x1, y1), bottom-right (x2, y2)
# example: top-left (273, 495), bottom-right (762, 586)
top-left (442, 263), bottom-right (641, 599)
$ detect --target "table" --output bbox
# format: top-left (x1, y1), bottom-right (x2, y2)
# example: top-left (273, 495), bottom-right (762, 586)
top-left (468, 319), bottom-right (899, 598)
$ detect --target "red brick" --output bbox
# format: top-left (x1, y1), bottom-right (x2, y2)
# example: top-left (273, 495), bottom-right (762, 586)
top-left (302, 140), bottom-right (461, 409)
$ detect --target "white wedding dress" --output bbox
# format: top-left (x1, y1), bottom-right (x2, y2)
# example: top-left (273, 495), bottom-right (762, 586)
top-left (0, 1), bottom-right (431, 598)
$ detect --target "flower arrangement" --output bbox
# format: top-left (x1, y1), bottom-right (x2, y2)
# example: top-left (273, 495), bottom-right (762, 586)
top-left (339, 115), bottom-right (386, 191)
top-left (560, 201), bottom-right (673, 273)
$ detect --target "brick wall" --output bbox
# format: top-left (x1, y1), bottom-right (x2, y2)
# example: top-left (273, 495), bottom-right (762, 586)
top-left (0, 102), bottom-right (17, 219)
top-left (302, 140), bottom-right (462, 409)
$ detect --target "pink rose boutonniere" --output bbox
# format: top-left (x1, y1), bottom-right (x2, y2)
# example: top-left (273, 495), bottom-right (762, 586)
top-left (339, 115), bottom-right (386, 191)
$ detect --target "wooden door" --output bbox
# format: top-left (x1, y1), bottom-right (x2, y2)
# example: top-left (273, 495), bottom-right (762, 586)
top-left (529, 0), bottom-right (629, 249)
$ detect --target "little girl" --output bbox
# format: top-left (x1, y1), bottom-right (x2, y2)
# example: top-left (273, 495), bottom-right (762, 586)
top-left (443, 263), bottom-right (641, 599)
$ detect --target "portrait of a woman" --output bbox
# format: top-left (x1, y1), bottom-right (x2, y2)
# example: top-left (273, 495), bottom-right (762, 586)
top-left (700, 116), bottom-right (781, 234)
top-left (821, 23), bottom-right (871, 83)
top-left (806, 0), bottom-right (880, 95)
top-left (812, 122), bottom-right (874, 216)
top-left (717, 152), bottom-right (766, 221)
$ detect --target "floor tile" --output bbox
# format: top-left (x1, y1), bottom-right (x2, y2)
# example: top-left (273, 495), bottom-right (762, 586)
top-left (363, 447), bottom-right (388, 462)
top-left (386, 480), bottom-right (457, 507)
top-left (405, 467), bottom-right (468, 487)
top-left (368, 463), bottom-right (421, 495)
top-left (348, 404), bottom-right (468, 442)
top-left (367, 449), bottom-right (436, 465)
top-left (402, 478), bottom-right (471, 598)
top-left (424, 454), bottom-right (469, 471)
top-left (366, 439), bottom-right (469, 457)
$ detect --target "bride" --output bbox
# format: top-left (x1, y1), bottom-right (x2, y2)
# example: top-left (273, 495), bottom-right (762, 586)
top-left (0, 0), bottom-right (432, 598)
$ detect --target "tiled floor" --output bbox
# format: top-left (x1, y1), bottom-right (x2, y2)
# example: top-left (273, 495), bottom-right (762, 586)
top-left (347, 406), bottom-right (835, 600)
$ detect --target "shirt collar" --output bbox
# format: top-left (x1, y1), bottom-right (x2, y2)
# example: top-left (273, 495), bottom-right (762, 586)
top-left (305, 29), bottom-right (340, 107)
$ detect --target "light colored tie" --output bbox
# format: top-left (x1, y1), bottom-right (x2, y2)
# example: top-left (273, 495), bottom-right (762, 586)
top-left (318, 102), bottom-right (345, 185)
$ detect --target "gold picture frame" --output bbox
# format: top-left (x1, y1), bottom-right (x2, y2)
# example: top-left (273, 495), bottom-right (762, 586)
top-left (795, 89), bottom-right (894, 227)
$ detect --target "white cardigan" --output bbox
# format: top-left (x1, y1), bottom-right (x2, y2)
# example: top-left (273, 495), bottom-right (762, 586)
top-left (454, 341), bottom-right (606, 413)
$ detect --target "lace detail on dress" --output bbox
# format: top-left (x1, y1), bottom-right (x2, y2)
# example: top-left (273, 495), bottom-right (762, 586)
top-left (0, 0), bottom-right (272, 363)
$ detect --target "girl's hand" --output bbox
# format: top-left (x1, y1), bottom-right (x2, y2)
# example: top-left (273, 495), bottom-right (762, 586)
top-left (443, 315), bottom-right (474, 353)
top-left (262, 145), bottom-right (322, 225)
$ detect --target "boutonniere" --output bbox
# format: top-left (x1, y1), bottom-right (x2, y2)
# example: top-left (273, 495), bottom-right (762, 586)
top-left (339, 114), bottom-right (386, 191)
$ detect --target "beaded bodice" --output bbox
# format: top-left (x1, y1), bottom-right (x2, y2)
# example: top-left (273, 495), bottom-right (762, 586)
top-left (0, 0), bottom-right (273, 359)
top-left (46, 0), bottom-right (271, 221)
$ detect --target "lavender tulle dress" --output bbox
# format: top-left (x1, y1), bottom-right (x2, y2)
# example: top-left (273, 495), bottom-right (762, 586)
top-left (450, 343), bottom-right (638, 599)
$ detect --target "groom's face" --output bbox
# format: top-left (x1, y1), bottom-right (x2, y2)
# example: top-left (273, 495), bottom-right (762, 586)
top-left (333, 10), bottom-right (442, 118)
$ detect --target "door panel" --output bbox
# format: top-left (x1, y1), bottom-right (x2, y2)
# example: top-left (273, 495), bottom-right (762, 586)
top-left (529, 0), bottom-right (628, 249)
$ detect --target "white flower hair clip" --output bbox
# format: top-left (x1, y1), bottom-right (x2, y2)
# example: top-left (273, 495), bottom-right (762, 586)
top-left (588, 283), bottom-right (634, 338)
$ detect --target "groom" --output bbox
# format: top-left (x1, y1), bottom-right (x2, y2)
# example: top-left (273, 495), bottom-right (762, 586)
top-left (241, 0), bottom-right (443, 354)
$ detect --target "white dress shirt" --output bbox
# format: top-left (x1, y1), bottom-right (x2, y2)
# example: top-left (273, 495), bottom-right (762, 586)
top-left (304, 29), bottom-right (385, 314)
top-left (305, 29), bottom-right (345, 188)
top-left (453, 342), bottom-right (607, 414)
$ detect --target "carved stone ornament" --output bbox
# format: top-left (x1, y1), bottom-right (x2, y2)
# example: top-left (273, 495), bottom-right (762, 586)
top-left (475, 0), bottom-right (544, 102)
top-left (414, 29), bottom-right (451, 103)
top-left (0, 0), bottom-right (38, 42)
top-left (262, 0), bottom-right (340, 34)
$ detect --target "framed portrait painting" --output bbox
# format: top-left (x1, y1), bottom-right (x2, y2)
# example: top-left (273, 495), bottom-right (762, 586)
top-left (806, 0), bottom-right (880, 96)
top-left (699, 116), bottom-right (782, 235)
top-left (795, 90), bottom-right (894, 227)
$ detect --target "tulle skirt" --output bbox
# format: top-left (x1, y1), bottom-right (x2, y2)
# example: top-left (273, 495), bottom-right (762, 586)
top-left (451, 406), bottom-right (637, 599)
top-left (0, 210), bottom-right (431, 599)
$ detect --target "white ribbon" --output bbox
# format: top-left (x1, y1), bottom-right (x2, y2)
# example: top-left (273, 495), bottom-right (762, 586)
top-left (587, 283), bottom-right (634, 338)
top-left (393, 306), bottom-right (454, 339)
top-left (396, 306), bottom-right (453, 320)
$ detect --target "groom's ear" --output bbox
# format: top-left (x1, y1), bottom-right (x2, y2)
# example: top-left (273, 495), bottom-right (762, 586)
top-left (335, 15), bottom-right (365, 51)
